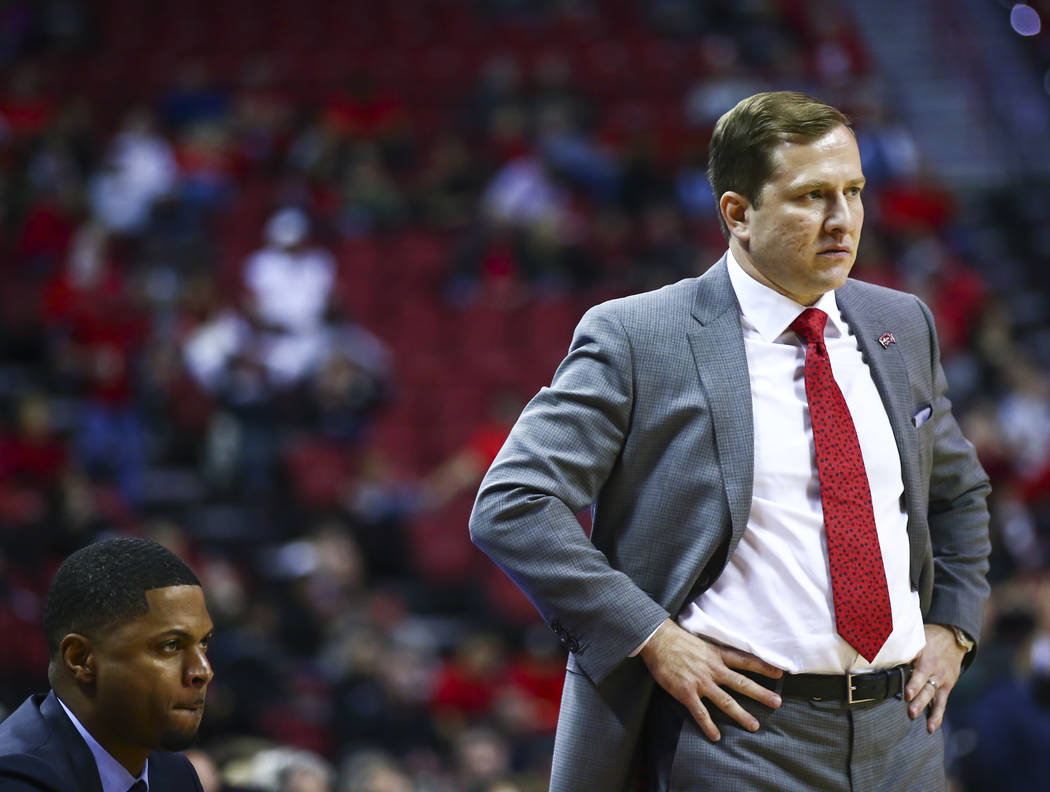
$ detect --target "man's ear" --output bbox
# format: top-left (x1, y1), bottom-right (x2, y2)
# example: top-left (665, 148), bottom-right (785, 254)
top-left (719, 191), bottom-right (751, 243)
top-left (59, 634), bottom-right (96, 684)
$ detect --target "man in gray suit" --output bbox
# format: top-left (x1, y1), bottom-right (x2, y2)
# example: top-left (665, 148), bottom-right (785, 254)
top-left (469, 91), bottom-right (990, 791)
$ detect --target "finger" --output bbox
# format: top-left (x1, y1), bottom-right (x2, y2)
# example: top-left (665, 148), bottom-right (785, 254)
top-left (724, 670), bottom-right (783, 709)
top-left (926, 690), bottom-right (948, 733)
top-left (908, 680), bottom-right (937, 719)
top-left (687, 698), bottom-right (721, 742)
top-left (905, 670), bottom-right (931, 701)
top-left (720, 648), bottom-right (784, 679)
top-left (702, 684), bottom-right (761, 733)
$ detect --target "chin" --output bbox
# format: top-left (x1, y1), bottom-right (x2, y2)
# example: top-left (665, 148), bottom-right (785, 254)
top-left (159, 727), bottom-right (200, 753)
top-left (819, 267), bottom-right (852, 292)
top-left (831, 271), bottom-right (851, 289)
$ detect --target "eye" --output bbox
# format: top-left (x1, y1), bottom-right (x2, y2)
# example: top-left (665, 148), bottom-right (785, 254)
top-left (200, 636), bottom-right (211, 652)
top-left (160, 639), bottom-right (181, 653)
top-left (847, 186), bottom-right (863, 197)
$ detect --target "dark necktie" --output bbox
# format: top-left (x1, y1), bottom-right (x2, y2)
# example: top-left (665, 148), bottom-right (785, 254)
top-left (791, 307), bottom-right (893, 662)
top-left (127, 781), bottom-right (147, 792)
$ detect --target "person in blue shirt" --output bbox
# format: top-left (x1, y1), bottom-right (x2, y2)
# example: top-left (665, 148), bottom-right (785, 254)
top-left (0, 537), bottom-right (214, 792)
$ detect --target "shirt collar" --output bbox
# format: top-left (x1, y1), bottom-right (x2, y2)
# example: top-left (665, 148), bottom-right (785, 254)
top-left (57, 697), bottom-right (150, 792)
top-left (725, 249), bottom-right (848, 342)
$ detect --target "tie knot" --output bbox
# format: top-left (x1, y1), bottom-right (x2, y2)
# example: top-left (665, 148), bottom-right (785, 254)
top-left (128, 781), bottom-right (147, 792)
top-left (790, 307), bottom-right (829, 346)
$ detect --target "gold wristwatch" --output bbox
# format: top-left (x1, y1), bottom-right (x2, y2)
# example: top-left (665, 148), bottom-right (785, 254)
top-left (952, 626), bottom-right (975, 653)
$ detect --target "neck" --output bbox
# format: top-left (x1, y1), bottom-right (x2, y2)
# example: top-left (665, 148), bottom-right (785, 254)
top-left (58, 689), bottom-right (149, 777)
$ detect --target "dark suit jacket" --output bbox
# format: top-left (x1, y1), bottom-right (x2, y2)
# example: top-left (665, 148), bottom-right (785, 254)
top-left (0, 692), bottom-right (204, 792)
top-left (469, 258), bottom-right (992, 791)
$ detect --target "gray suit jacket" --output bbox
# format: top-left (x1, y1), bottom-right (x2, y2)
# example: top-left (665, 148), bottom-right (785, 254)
top-left (469, 258), bottom-right (991, 791)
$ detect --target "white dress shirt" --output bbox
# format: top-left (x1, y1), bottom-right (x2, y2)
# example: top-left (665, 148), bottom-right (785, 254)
top-left (676, 251), bottom-right (926, 674)
top-left (57, 697), bottom-right (149, 792)
top-left (241, 245), bottom-right (337, 385)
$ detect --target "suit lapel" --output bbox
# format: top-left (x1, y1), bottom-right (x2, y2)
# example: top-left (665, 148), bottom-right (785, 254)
top-left (837, 282), bottom-right (925, 584)
top-left (687, 258), bottom-right (754, 555)
top-left (40, 691), bottom-right (105, 792)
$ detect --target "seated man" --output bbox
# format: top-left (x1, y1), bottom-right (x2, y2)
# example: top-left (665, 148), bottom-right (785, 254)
top-left (0, 537), bottom-right (214, 792)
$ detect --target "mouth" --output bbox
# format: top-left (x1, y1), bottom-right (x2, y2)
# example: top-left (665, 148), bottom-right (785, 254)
top-left (173, 701), bottom-right (206, 713)
top-left (818, 246), bottom-right (852, 257)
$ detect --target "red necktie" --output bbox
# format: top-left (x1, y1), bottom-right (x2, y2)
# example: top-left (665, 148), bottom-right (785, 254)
top-left (791, 307), bottom-right (893, 662)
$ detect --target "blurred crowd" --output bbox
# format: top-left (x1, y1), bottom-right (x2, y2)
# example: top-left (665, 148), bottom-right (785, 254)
top-left (1, 1), bottom-right (1049, 790)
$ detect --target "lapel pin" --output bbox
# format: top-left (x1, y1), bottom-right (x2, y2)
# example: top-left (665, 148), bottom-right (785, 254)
top-left (878, 332), bottom-right (896, 349)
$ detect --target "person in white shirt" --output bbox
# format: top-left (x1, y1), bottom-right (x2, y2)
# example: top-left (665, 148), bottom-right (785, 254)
top-left (242, 207), bottom-right (337, 386)
top-left (469, 91), bottom-right (990, 791)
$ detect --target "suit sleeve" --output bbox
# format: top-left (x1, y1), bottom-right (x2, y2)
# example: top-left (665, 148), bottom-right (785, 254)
top-left (917, 297), bottom-right (992, 665)
top-left (469, 305), bottom-right (670, 684)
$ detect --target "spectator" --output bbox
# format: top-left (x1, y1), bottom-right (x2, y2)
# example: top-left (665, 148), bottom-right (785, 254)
top-left (336, 145), bottom-right (406, 237)
top-left (683, 37), bottom-right (768, 128)
top-left (88, 108), bottom-right (177, 235)
top-left (160, 60), bottom-right (230, 133)
top-left (0, 393), bottom-right (68, 491)
top-left (961, 604), bottom-right (1050, 790)
top-left (415, 133), bottom-right (488, 231)
top-left (241, 207), bottom-right (336, 386)
top-left (419, 390), bottom-right (523, 510)
top-left (337, 750), bottom-right (412, 792)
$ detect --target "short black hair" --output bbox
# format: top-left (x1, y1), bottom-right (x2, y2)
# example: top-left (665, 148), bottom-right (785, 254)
top-left (43, 537), bottom-right (201, 656)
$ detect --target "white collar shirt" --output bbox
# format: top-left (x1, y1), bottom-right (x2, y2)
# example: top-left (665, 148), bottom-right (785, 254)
top-left (676, 251), bottom-right (926, 674)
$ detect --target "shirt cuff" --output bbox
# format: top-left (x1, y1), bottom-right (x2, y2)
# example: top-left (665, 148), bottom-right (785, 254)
top-left (629, 623), bottom-right (664, 657)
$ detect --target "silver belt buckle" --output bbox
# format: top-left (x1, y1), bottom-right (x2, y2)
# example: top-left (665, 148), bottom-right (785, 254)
top-left (847, 671), bottom-right (876, 705)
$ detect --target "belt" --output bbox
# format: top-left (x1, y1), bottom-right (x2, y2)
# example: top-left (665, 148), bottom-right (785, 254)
top-left (746, 664), bottom-right (913, 705)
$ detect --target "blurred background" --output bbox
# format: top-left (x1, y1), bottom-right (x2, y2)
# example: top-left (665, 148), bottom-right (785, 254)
top-left (1, 0), bottom-right (1049, 790)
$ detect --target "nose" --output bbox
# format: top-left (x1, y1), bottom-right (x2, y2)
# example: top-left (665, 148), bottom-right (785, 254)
top-left (186, 647), bottom-right (214, 688)
top-left (825, 192), bottom-right (853, 235)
